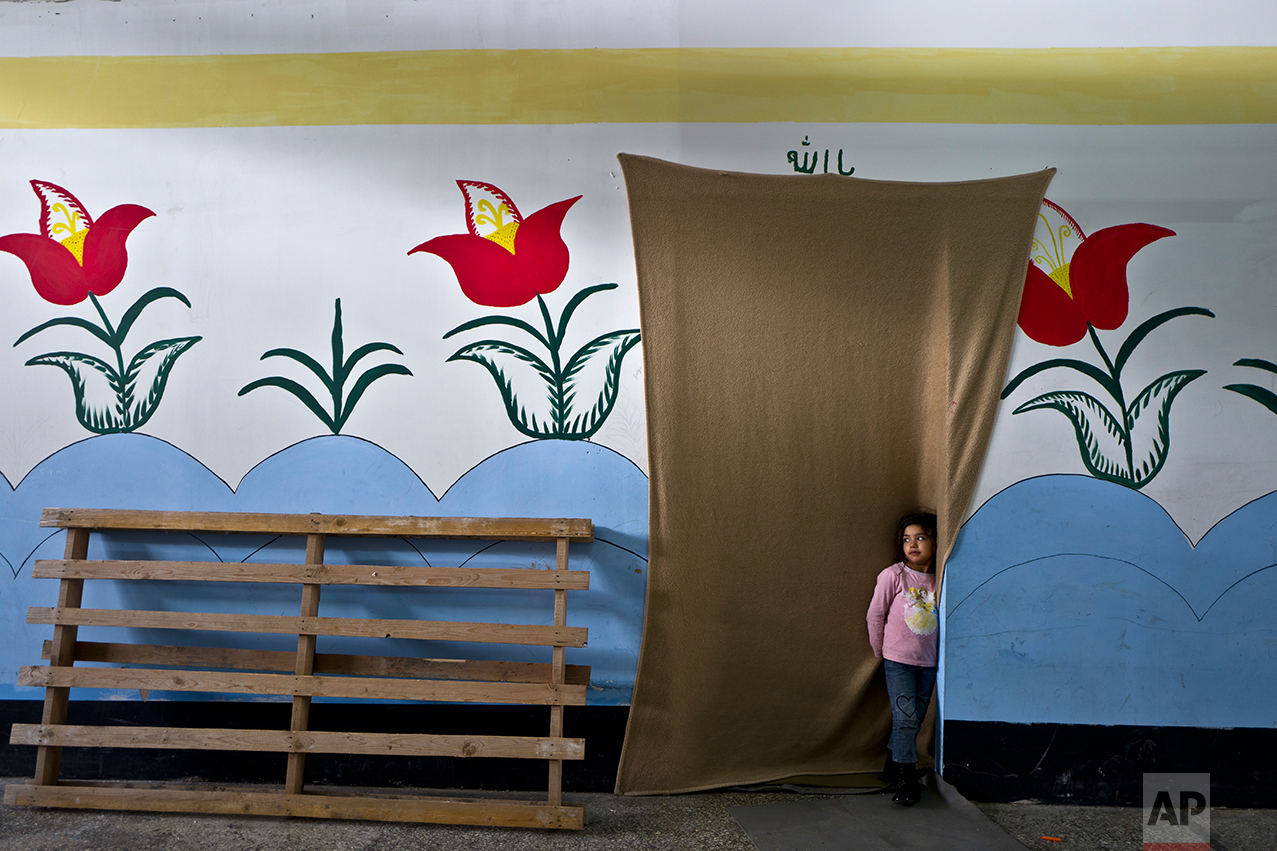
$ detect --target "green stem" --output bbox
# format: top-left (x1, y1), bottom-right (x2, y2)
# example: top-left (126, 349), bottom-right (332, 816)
top-left (87, 292), bottom-right (119, 346)
top-left (1088, 325), bottom-right (1132, 479)
top-left (89, 292), bottom-right (129, 422)
top-left (330, 299), bottom-right (345, 428)
top-left (537, 295), bottom-right (565, 435)
top-left (1087, 325), bottom-right (1116, 379)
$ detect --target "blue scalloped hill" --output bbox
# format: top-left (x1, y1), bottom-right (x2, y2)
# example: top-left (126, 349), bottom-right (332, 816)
top-left (943, 475), bottom-right (1277, 728)
top-left (0, 435), bottom-right (648, 704)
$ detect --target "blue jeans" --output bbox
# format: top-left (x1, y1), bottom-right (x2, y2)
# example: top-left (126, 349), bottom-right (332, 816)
top-left (883, 659), bottom-right (937, 764)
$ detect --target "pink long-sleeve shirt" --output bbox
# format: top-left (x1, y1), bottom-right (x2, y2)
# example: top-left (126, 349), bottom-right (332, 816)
top-left (866, 562), bottom-right (938, 667)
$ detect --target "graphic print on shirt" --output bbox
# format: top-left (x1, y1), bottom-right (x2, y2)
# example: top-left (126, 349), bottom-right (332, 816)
top-left (903, 586), bottom-right (937, 635)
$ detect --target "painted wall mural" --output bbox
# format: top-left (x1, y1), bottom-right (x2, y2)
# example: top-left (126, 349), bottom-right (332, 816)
top-left (1, 3), bottom-right (1276, 749)
top-left (1003, 201), bottom-right (1212, 489)
top-left (0, 168), bottom-right (652, 704)
top-left (238, 297), bottom-right (412, 435)
top-left (412, 181), bottom-right (641, 440)
top-left (2, 181), bottom-right (200, 435)
top-left (945, 187), bottom-right (1277, 734)
top-left (943, 473), bottom-right (1277, 729)
top-left (1, 124), bottom-right (1275, 725)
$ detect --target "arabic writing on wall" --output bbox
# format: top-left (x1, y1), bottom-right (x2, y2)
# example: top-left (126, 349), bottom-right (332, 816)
top-left (786, 137), bottom-right (854, 175)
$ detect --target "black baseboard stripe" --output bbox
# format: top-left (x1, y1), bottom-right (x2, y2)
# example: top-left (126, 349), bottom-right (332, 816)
top-left (942, 720), bottom-right (1277, 808)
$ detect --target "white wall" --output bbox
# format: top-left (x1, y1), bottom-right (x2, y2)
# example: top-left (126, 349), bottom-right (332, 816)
top-left (2, 0), bottom-right (1276, 56)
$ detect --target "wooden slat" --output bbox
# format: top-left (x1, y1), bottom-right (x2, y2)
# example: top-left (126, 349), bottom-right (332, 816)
top-left (42, 640), bottom-right (592, 684)
top-left (40, 508), bottom-right (594, 542)
top-left (27, 608), bottom-right (588, 648)
top-left (34, 527), bottom-right (88, 787)
top-left (19, 666), bottom-right (588, 705)
top-left (10, 724), bottom-right (585, 760)
top-left (548, 535), bottom-right (571, 807)
top-left (4, 783), bottom-right (585, 829)
top-left (33, 559), bottom-right (591, 589)
top-left (286, 533), bottom-right (324, 794)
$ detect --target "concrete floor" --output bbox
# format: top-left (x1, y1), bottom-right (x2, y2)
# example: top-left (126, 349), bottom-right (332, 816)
top-left (1, 779), bottom-right (1273, 850)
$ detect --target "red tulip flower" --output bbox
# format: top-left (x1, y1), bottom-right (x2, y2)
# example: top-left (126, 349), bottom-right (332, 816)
top-left (410, 180), bottom-right (580, 308)
top-left (412, 179), bottom-right (640, 440)
top-left (1003, 200), bottom-right (1211, 491)
top-left (0, 180), bottom-right (154, 306)
top-left (1017, 200), bottom-right (1174, 346)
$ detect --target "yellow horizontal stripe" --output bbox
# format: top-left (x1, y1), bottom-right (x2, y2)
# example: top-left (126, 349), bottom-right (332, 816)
top-left (2, 46), bottom-right (1276, 129)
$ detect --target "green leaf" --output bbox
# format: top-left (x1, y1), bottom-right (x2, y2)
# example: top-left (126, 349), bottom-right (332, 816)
top-left (24, 351), bottom-right (127, 434)
top-left (114, 287), bottom-right (194, 346)
top-left (1113, 307), bottom-right (1214, 376)
top-left (561, 328), bottom-right (640, 380)
top-left (1126, 369), bottom-right (1205, 427)
top-left (1233, 358), bottom-right (1277, 375)
top-left (1001, 357), bottom-right (1122, 403)
top-left (556, 329), bottom-right (642, 439)
top-left (448, 339), bottom-right (555, 383)
top-left (448, 340), bottom-right (559, 438)
top-left (120, 336), bottom-right (202, 431)
top-left (1225, 383), bottom-right (1277, 416)
top-left (342, 341), bottom-right (406, 377)
top-left (1123, 369), bottom-right (1205, 488)
top-left (333, 363), bottom-right (413, 432)
top-left (14, 315), bottom-right (114, 348)
top-left (243, 299), bottom-right (411, 434)
top-left (260, 347), bottom-right (336, 394)
top-left (1012, 390), bottom-right (1133, 487)
top-left (555, 283), bottom-right (618, 348)
top-left (239, 376), bottom-right (338, 433)
top-left (443, 314), bottom-right (550, 349)
top-left (330, 298), bottom-right (344, 388)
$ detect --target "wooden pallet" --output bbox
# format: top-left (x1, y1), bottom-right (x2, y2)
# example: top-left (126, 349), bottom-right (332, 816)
top-left (6, 507), bottom-right (593, 829)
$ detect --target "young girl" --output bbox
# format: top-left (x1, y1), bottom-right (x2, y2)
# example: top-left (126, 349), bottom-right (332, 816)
top-left (865, 511), bottom-right (939, 806)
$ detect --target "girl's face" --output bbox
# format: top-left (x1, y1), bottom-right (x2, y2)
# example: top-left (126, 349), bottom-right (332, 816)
top-left (902, 524), bottom-right (934, 572)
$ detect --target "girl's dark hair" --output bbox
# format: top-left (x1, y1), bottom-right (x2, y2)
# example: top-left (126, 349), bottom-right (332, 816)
top-left (894, 511), bottom-right (938, 565)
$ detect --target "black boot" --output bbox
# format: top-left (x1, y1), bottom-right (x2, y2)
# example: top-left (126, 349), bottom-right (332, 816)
top-left (880, 750), bottom-right (899, 785)
top-left (891, 762), bottom-right (920, 806)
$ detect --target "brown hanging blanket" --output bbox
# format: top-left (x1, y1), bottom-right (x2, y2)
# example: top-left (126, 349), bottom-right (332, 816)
top-left (615, 155), bottom-right (1052, 794)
